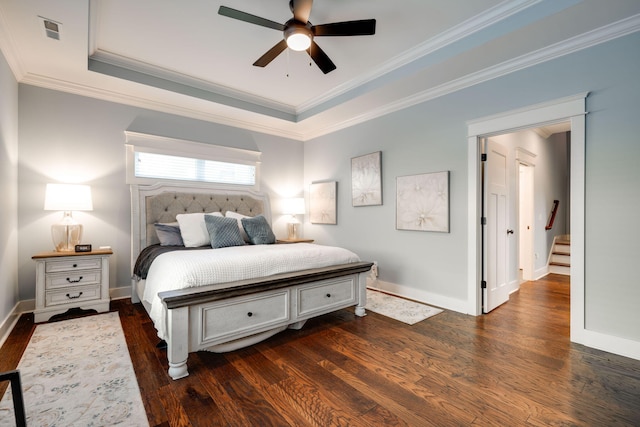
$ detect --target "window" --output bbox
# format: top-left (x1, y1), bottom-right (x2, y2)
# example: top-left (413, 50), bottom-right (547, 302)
top-left (125, 131), bottom-right (261, 189)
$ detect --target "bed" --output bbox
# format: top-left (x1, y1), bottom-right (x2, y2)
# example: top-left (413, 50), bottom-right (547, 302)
top-left (130, 182), bottom-right (372, 380)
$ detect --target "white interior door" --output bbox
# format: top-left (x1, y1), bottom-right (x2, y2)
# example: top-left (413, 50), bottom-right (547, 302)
top-left (484, 139), bottom-right (510, 312)
top-left (518, 163), bottom-right (535, 281)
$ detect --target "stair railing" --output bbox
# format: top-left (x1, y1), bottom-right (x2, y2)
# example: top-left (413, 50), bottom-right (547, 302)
top-left (545, 200), bottom-right (559, 230)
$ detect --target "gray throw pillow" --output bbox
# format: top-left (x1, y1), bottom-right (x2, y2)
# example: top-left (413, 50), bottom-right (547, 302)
top-left (154, 222), bottom-right (184, 246)
top-left (204, 215), bottom-right (246, 249)
top-left (241, 215), bottom-right (276, 245)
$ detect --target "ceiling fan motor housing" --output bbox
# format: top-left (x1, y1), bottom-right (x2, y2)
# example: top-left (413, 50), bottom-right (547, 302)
top-left (284, 19), bottom-right (313, 50)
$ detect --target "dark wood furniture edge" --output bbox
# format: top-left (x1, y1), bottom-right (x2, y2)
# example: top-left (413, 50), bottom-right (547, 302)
top-left (159, 261), bottom-right (373, 309)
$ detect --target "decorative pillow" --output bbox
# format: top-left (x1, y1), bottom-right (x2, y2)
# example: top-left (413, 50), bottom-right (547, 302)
top-left (241, 215), bottom-right (276, 245)
top-left (204, 215), bottom-right (246, 249)
top-left (154, 222), bottom-right (184, 246)
top-left (176, 212), bottom-right (223, 247)
top-left (224, 211), bottom-right (250, 242)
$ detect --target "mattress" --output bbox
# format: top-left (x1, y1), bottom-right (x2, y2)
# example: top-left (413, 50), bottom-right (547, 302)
top-left (141, 243), bottom-right (360, 339)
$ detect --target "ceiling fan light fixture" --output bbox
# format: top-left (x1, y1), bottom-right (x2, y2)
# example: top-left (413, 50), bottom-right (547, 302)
top-left (286, 30), bottom-right (311, 51)
top-left (284, 22), bottom-right (312, 51)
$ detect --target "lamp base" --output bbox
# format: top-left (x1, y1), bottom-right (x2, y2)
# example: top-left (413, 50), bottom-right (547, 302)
top-left (287, 222), bottom-right (300, 240)
top-left (51, 212), bottom-right (83, 252)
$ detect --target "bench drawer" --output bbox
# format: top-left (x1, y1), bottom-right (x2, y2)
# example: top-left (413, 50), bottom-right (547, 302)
top-left (198, 290), bottom-right (290, 346)
top-left (296, 277), bottom-right (357, 318)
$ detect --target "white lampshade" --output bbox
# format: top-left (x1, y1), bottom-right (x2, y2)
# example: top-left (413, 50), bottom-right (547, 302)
top-left (44, 183), bottom-right (93, 211)
top-left (44, 183), bottom-right (93, 252)
top-left (282, 198), bottom-right (305, 215)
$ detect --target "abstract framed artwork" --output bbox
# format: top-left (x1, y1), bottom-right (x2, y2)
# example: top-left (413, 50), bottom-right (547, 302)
top-left (310, 181), bottom-right (337, 224)
top-left (396, 171), bottom-right (449, 232)
top-left (351, 151), bottom-right (382, 207)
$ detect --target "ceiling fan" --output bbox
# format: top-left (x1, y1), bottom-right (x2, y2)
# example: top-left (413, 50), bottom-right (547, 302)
top-left (218, 0), bottom-right (376, 74)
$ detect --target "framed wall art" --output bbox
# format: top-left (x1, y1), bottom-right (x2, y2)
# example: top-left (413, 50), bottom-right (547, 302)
top-left (351, 151), bottom-right (382, 207)
top-left (310, 181), bottom-right (337, 224)
top-left (396, 171), bottom-right (449, 232)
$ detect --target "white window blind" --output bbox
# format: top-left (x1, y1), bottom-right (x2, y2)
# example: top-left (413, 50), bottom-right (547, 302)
top-left (125, 131), bottom-right (261, 189)
top-left (134, 152), bottom-right (256, 185)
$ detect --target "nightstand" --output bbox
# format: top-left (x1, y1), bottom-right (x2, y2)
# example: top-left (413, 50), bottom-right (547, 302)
top-left (276, 238), bottom-right (314, 244)
top-left (32, 249), bottom-right (112, 323)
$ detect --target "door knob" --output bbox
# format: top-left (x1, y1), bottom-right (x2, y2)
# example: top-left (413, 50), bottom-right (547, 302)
top-left (507, 229), bottom-right (514, 234)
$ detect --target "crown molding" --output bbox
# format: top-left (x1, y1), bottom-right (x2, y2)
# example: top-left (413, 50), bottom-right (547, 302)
top-left (296, 0), bottom-right (541, 114)
top-left (303, 14), bottom-right (640, 140)
top-left (19, 72), bottom-right (307, 141)
top-left (15, 13), bottom-right (640, 142)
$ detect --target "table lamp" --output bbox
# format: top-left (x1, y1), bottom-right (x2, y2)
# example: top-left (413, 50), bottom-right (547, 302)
top-left (44, 183), bottom-right (93, 252)
top-left (282, 197), bottom-right (305, 240)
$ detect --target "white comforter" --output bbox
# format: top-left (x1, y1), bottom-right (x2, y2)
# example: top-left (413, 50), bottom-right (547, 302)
top-left (142, 243), bottom-right (360, 339)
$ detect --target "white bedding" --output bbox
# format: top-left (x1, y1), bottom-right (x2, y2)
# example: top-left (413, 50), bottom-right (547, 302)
top-left (142, 243), bottom-right (360, 339)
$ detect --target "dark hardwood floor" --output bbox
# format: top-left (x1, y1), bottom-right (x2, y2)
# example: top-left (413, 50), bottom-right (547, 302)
top-left (2, 274), bottom-right (640, 426)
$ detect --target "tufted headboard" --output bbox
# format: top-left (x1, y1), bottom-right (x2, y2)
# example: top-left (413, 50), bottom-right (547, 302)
top-left (130, 182), bottom-right (271, 279)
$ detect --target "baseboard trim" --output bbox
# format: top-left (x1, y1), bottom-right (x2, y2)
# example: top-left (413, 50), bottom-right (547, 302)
top-left (367, 279), bottom-right (468, 314)
top-left (572, 328), bottom-right (640, 361)
top-left (0, 303), bottom-right (21, 349)
top-left (109, 286), bottom-right (132, 301)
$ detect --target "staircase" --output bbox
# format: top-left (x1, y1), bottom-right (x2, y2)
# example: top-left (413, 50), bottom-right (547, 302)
top-left (549, 235), bottom-right (570, 275)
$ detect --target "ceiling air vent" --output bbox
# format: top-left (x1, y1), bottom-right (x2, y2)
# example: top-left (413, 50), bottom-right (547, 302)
top-left (39, 16), bottom-right (61, 40)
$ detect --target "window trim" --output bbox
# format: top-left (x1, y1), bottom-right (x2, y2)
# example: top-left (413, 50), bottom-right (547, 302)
top-left (125, 131), bottom-right (261, 190)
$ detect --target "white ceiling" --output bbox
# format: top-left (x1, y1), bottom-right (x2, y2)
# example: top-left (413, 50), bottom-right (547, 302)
top-left (1, 0), bottom-right (639, 140)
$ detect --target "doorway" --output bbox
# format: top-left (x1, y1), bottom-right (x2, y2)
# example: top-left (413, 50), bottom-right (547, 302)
top-left (518, 162), bottom-right (534, 282)
top-left (466, 93), bottom-right (587, 344)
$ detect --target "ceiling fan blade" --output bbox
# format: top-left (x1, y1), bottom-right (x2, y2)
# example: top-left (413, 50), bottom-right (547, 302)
top-left (307, 41), bottom-right (336, 74)
top-left (253, 39), bottom-right (288, 67)
top-left (291, 0), bottom-right (313, 23)
top-left (218, 5), bottom-right (285, 31)
top-left (313, 19), bottom-right (376, 36)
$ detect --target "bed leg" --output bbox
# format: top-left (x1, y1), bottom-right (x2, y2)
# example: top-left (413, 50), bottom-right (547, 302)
top-left (166, 306), bottom-right (189, 380)
top-left (355, 271), bottom-right (368, 317)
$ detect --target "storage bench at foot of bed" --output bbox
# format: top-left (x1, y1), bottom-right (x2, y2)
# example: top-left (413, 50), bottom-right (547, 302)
top-left (159, 261), bottom-right (373, 380)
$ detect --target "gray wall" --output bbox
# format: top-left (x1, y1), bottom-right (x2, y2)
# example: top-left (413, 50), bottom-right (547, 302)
top-left (4, 30), bottom-right (640, 350)
top-left (0, 50), bottom-right (19, 326)
top-left (304, 31), bottom-right (640, 342)
top-left (17, 86), bottom-right (304, 301)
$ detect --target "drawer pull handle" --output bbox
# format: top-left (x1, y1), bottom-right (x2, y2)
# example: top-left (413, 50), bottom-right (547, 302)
top-left (73, 264), bottom-right (78, 268)
top-left (66, 276), bottom-right (83, 283)
top-left (247, 312), bottom-right (253, 317)
top-left (326, 293), bottom-right (332, 298)
top-left (66, 292), bottom-right (83, 300)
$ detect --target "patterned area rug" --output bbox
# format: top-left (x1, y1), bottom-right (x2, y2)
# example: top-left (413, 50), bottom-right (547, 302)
top-left (0, 312), bottom-right (148, 426)
top-left (366, 289), bottom-right (443, 325)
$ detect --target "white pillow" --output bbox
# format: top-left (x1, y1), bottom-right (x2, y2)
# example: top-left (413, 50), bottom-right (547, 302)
top-left (176, 212), bottom-right (223, 247)
top-left (225, 211), bottom-right (251, 242)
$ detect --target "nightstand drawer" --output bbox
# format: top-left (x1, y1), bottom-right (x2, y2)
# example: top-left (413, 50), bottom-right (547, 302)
top-left (198, 291), bottom-right (290, 346)
top-left (45, 270), bottom-right (102, 290)
top-left (45, 258), bottom-right (102, 273)
top-left (45, 285), bottom-right (101, 306)
top-left (296, 277), bottom-right (357, 318)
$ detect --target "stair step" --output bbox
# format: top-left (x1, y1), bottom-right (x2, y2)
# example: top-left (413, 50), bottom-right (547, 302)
top-left (549, 264), bottom-right (570, 275)
top-left (550, 261), bottom-right (570, 267)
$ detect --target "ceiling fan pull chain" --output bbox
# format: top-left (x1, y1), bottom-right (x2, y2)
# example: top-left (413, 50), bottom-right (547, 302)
top-left (286, 48), bottom-right (290, 77)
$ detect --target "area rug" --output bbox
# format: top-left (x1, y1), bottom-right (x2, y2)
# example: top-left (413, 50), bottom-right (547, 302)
top-left (366, 289), bottom-right (443, 325)
top-left (0, 312), bottom-right (148, 426)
